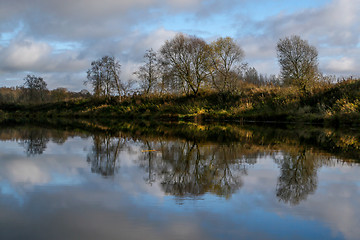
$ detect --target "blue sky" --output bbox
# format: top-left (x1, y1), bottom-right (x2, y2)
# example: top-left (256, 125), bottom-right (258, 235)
top-left (0, 0), bottom-right (359, 91)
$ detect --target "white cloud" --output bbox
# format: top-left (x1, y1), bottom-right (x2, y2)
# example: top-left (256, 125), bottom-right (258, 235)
top-left (237, 0), bottom-right (360, 76)
top-left (0, 38), bottom-right (88, 74)
top-left (325, 57), bottom-right (356, 73)
top-left (1, 0), bottom-right (360, 90)
top-left (1, 39), bottom-right (52, 71)
top-left (256, 0), bottom-right (360, 45)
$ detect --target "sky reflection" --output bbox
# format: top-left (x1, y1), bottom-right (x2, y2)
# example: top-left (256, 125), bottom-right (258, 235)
top-left (0, 127), bottom-right (359, 240)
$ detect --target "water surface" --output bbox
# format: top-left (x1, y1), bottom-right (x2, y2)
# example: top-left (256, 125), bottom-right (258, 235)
top-left (0, 123), bottom-right (359, 240)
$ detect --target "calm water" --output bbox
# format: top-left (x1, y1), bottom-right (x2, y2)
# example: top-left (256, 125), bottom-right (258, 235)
top-left (0, 123), bottom-right (359, 240)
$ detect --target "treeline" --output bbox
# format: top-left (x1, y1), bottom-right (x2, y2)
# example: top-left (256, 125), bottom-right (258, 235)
top-left (0, 33), bottom-right (357, 105)
top-left (85, 34), bottom-right (281, 98)
top-left (0, 75), bottom-right (91, 104)
top-left (85, 34), bottom-right (338, 98)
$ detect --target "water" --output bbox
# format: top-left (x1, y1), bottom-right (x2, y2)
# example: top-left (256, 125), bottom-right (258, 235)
top-left (0, 123), bottom-right (359, 240)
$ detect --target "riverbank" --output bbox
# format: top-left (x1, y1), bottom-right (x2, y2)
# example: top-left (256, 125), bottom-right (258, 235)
top-left (1, 79), bottom-right (359, 126)
top-left (1, 117), bottom-right (359, 163)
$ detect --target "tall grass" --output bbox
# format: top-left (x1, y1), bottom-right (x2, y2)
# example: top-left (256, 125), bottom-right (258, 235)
top-left (1, 78), bottom-right (359, 125)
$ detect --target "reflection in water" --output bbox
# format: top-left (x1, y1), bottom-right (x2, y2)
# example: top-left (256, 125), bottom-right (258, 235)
top-left (0, 123), bottom-right (360, 240)
top-left (274, 148), bottom-right (334, 205)
top-left (86, 135), bottom-right (125, 176)
top-left (138, 140), bottom-right (249, 198)
top-left (138, 140), bottom-right (165, 185)
top-left (19, 129), bottom-right (50, 156)
top-left (2, 123), bottom-right (358, 204)
top-left (159, 142), bottom-right (248, 198)
top-left (275, 149), bottom-right (318, 205)
top-left (0, 125), bottom-right (86, 156)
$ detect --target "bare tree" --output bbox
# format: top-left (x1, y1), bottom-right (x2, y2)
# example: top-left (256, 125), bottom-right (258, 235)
top-left (159, 33), bottom-right (211, 96)
top-left (119, 79), bottom-right (135, 97)
top-left (134, 49), bottom-right (159, 95)
top-left (108, 57), bottom-right (123, 97)
top-left (23, 75), bottom-right (48, 103)
top-left (51, 88), bottom-right (68, 102)
top-left (276, 35), bottom-right (319, 92)
top-left (210, 37), bottom-right (245, 93)
top-left (85, 56), bottom-right (123, 98)
top-left (244, 67), bottom-right (261, 85)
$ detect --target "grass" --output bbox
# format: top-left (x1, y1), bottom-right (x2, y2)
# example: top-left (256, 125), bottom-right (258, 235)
top-left (1, 79), bottom-right (360, 126)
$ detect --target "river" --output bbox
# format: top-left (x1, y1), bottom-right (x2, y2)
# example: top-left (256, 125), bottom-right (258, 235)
top-left (0, 122), bottom-right (359, 239)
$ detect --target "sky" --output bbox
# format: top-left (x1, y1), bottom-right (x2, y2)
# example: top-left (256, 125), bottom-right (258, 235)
top-left (0, 0), bottom-right (359, 91)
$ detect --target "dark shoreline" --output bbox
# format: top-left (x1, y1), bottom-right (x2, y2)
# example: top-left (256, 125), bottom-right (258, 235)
top-left (1, 117), bottom-right (359, 163)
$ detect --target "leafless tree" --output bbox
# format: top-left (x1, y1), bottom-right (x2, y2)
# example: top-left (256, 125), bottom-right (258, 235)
top-left (210, 37), bottom-right (245, 93)
top-left (159, 33), bottom-right (211, 95)
top-left (50, 88), bottom-right (68, 102)
top-left (85, 56), bottom-right (124, 98)
top-left (134, 49), bottom-right (160, 95)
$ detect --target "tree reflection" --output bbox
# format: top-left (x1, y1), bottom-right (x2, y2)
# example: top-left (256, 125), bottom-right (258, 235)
top-left (137, 140), bottom-right (166, 185)
top-left (0, 125), bottom-right (82, 156)
top-left (274, 149), bottom-right (319, 205)
top-left (86, 135), bottom-right (126, 176)
top-left (2, 122), bottom-right (354, 202)
top-left (19, 129), bottom-right (50, 156)
top-left (137, 140), bottom-right (254, 198)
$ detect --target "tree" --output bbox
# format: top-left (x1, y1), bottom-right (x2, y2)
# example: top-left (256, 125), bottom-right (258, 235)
top-left (276, 35), bottom-right (319, 92)
top-left (85, 56), bottom-right (123, 98)
top-left (134, 48), bottom-right (159, 95)
top-left (159, 33), bottom-right (211, 95)
top-left (209, 37), bottom-right (245, 93)
top-left (79, 89), bottom-right (91, 98)
top-left (118, 79), bottom-right (135, 97)
top-left (50, 88), bottom-right (68, 102)
top-left (23, 75), bottom-right (48, 103)
top-left (244, 67), bottom-right (261, 85)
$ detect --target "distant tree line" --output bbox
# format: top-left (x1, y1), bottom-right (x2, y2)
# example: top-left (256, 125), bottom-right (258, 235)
top-left (0, 75), bottom-right (90, 104)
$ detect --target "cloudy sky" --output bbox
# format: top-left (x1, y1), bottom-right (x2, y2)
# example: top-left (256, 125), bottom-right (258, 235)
top-left (0, 0), bottom-right (359, 91)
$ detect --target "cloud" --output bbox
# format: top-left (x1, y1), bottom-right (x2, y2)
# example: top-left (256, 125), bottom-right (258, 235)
top-left (1, 0), bottom-right (360, 90)
top-left (0, 0), bottom-right (205, 42)
top-left (116, 28), bottom-right (177, 62)
top-left (0, 28), bottom-right (176, 90)
top-left (6, 160), bottom-right (50, 185)
top-left (0, 38), bottom-right (88, 73)
top-left (255, 0), bottom-right (360, 45)
top-left (236, 0), bottom-right (360, 76)
top-left (325, 57), bottom-right (356, 73)
top-left (0, 39), bottom-right (52, 71)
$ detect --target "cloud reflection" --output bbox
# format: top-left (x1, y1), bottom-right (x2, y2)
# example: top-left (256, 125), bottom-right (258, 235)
top-left (0, 125), bottom-right (359, 239)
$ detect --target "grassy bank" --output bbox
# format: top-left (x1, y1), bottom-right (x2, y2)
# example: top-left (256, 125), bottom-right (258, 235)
top-left (1, 79), bottom-right (360, 126)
